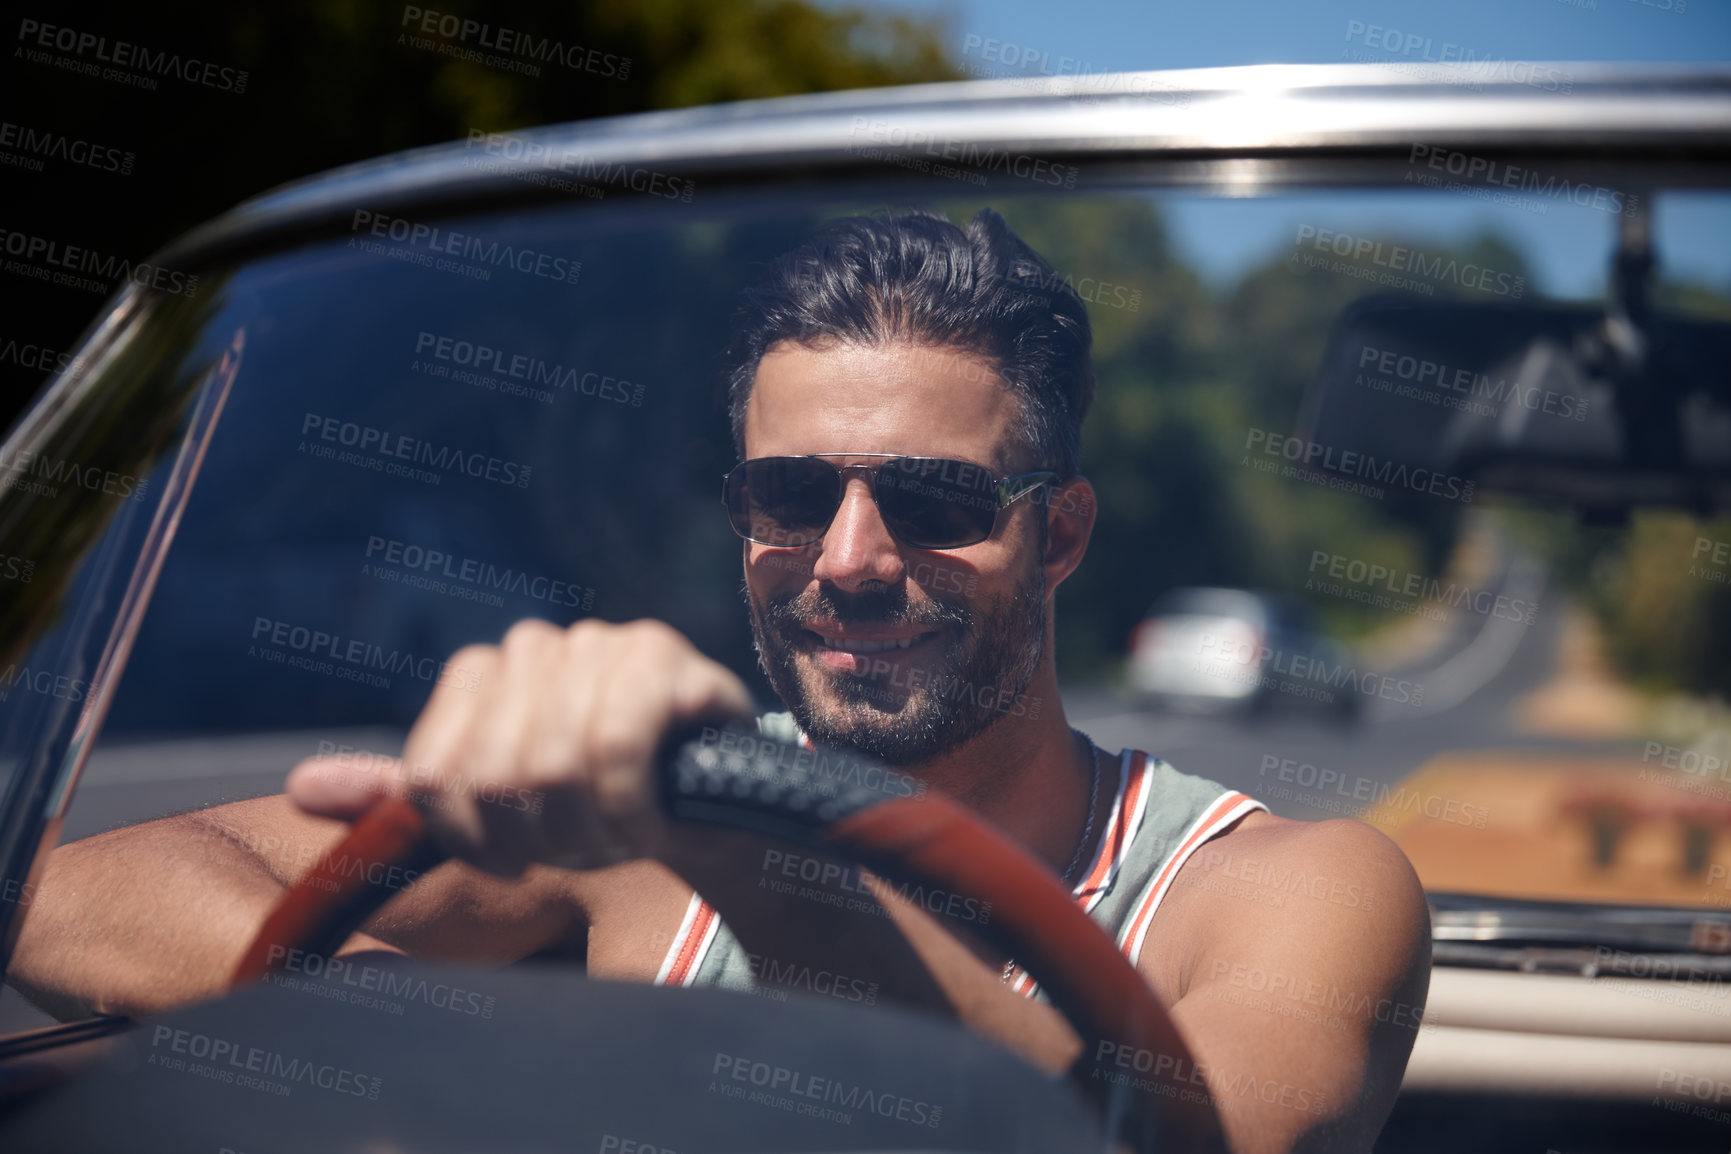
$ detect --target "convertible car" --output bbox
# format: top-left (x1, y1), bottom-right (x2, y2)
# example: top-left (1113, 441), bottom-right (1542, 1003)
top-left (0, 61), bottom-right (1728, 1152)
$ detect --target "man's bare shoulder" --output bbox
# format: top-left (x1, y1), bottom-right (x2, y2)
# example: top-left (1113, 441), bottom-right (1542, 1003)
top-left (1158, 810), bottom-right (1431, 993)
top-left (1149, 812), bottom-right (1432, 1151)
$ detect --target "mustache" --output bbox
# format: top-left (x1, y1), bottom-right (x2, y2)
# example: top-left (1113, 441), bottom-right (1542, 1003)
top-left (764, 584), bottom-right (970, 633)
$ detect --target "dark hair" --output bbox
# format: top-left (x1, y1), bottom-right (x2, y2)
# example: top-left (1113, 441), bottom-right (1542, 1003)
top-left (722, 208), bottom-right (1095, 478)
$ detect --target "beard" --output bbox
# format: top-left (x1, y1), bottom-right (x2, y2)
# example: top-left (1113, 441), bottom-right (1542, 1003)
top-left (744, 560), bottom-right (1047, 766)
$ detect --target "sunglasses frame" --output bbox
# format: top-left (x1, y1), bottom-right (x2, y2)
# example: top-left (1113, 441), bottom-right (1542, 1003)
top-left (722, 453), bottom-right (1060, 550)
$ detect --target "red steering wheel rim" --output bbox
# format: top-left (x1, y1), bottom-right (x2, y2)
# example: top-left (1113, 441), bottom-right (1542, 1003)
top-left (234, 789), bottom-right (1225, 1151)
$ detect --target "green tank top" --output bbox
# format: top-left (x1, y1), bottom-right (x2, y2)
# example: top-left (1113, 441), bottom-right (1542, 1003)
top-left (653, 712), bottom-right (1265, 1004)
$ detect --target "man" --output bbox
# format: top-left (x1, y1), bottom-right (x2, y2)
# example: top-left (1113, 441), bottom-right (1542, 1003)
top-left (8, 208), bottom-right (1429, 1154)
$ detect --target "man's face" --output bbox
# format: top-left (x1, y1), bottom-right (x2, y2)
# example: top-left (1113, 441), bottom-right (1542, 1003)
top-left (740, 340), bottom-right (1048, 766)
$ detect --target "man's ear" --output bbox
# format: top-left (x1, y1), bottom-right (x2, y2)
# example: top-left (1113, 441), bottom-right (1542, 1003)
top-left (1042, 475), bottom-right (1096, 591)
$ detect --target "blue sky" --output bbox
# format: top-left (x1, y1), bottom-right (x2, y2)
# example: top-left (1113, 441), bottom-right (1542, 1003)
top-left (874, 0), bottom-right (1727, 73)
top-left (832, 0), bottom-right (1731, 297)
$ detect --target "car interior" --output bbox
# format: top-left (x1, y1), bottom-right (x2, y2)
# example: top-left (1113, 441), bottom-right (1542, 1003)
top-left (0, 69), bottom-right (1728, 1152)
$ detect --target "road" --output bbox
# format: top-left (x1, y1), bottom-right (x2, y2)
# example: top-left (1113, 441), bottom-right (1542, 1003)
top-left (1073, 543), bottom-right (1645, 822)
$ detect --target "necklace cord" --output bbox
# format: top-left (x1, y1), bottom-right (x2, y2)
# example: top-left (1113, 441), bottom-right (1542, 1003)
top-left (1002, 729), bottom-right (1102, 984)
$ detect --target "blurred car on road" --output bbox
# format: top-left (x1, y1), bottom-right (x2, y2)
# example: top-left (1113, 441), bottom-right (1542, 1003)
top-left (1128, 587), bottom-right (1362, 724)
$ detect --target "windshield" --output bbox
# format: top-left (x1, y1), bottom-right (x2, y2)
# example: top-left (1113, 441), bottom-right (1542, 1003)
top-left (3, 164), bottom-right (1731, 1043)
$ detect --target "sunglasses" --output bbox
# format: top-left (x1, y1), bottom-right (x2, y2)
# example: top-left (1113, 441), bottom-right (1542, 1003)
top-left (723, 454), bottom-right (1058, 550)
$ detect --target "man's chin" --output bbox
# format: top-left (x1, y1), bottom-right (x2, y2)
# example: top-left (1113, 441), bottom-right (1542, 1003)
top-left (794, 678), bottom-right (917, 737)
top-left (787, 679), bottom-right (997, 766)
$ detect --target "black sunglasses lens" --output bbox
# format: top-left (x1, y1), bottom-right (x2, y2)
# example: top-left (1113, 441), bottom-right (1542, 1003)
top-left (729, 458), bottom-right (840, 546)
top-left (874, 458), bottom-right (999, 548)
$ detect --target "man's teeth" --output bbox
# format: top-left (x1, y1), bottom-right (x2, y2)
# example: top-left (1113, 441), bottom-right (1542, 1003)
top-left (819, 635), bottom-right (923, 653)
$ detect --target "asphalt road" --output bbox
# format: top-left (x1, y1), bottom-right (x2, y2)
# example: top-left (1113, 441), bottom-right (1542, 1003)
top-left (1072, 548), bottom-right (1645, 823)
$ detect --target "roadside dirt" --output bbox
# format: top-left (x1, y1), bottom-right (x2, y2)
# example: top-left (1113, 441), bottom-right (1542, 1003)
top-left (1511, 603), bottom-right (1645, 740)
top-left (1370, 754), bottom-right (1731, 908)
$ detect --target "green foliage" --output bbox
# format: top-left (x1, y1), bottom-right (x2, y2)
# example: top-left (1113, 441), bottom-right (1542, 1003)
top-left (9, 0), bottom-right (963, 321)
top-left (1574, 511), bottom-right (1731, 699)
top-left (967, 199), bottom-right (1533, 677)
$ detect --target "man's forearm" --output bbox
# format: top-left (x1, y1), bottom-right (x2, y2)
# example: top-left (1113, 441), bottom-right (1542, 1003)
top-left (6, 815), bottom-right (395, 1020)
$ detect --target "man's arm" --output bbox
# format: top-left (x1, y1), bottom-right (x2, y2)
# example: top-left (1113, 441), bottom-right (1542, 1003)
top-left (1156, 815), bottom-right (1432, 1154)
top-left (654, 818), bottom-right (1424, 1154)
top-left (6, 783), bottom-right (586, 1021)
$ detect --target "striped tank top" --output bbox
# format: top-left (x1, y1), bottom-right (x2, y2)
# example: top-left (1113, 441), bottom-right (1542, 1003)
top-left (654, 712), bottom-right (1265, 1001)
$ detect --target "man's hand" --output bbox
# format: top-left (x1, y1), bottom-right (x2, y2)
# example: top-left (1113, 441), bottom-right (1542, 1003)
top-left (287, 619), bottom-right (755, 876)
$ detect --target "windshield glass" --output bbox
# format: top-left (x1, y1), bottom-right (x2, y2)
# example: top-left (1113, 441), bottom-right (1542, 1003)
top-left (3, 168), bottom-right (1731, 1040)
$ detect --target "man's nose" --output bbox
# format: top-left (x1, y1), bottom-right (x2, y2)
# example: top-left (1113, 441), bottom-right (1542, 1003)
top-left (813, 476), bottom-right (905, 589)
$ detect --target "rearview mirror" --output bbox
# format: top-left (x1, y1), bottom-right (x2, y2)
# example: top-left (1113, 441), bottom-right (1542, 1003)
top-left (1297, 294), bottom-right (1731, 515)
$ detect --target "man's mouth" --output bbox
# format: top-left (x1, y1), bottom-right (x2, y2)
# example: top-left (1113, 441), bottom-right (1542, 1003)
top-left (799, 625), bottom-right (945, 670)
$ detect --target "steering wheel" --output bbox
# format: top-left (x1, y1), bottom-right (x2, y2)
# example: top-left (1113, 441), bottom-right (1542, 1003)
top-left (230, 720), bottom-right (1225, 1154)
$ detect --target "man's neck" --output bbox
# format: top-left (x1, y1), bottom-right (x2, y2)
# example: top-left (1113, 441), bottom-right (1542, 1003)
top-left (906, 669), bottom-right (1110, 885)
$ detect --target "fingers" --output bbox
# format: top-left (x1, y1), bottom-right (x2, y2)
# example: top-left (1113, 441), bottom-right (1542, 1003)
top-left (575, 622), bottom-right (754, 865)
top-left (291, 617), bottom-right (754, 879)
top-left (285, 755), bottom-right (404, 821)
